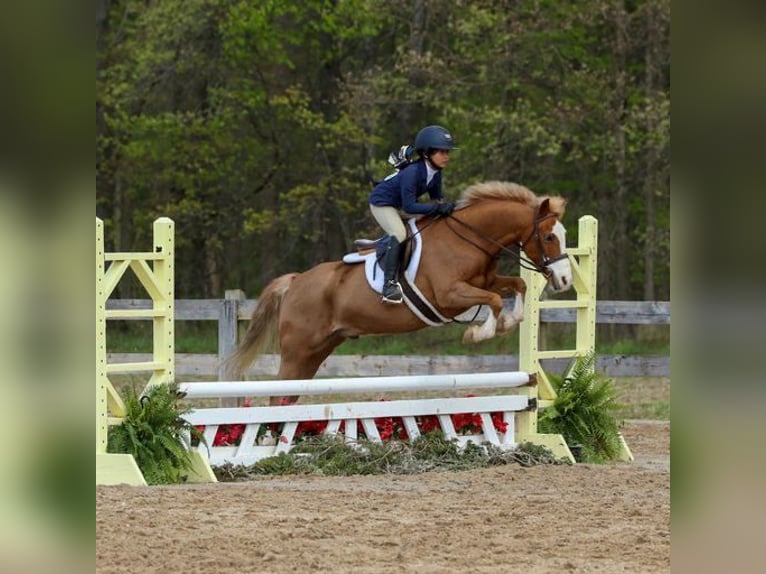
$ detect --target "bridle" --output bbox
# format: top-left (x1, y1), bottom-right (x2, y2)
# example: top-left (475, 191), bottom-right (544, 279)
top-left (518, 210), bottom-right (570, 273)
top-left (443, 206), bottom-right (568, 277)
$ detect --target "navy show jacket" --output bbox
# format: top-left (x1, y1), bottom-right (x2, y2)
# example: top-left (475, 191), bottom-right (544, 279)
top-left (369, 160), bottom-right (442, 215)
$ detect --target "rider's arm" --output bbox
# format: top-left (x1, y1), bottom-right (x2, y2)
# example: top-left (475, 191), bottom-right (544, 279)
top-left (400, 165), bottom-right (439, 215)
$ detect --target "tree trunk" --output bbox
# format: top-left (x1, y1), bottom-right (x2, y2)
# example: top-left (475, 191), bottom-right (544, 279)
top-left (205, 240), bottom-right (222, 297)
top-left (399, 0), bottom-right (427, 134)
top-left (611, 1), bottom-right (630, 300)
top-left (642, 3), bottom-right (658, 301)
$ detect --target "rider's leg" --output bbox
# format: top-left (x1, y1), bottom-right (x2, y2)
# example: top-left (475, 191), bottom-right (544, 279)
top-left (381, 236), bottom-right (404, 303)
top-left (369, 204), bottom-right (407, 304)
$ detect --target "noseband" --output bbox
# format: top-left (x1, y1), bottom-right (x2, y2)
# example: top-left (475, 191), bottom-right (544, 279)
top-left (518, 212), bottom-right (569, 276)
top-left (444, 206), bottom-right (567, 276)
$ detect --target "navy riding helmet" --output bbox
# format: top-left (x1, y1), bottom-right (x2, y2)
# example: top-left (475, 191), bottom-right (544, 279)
top-left (414, 125), bottom-right (458, 154)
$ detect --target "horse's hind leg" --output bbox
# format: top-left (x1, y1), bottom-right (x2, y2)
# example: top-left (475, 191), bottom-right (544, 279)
top-left (268, 261), bottom-right (351, 405)
top-left (271, 335), bottom-right (345, 406)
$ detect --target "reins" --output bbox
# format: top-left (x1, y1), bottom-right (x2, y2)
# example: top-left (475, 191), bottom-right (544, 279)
top-left (442, 209), bottom-right (558, 275)
top-left (438, 208), bottom-right (547, 325)
top-left (404, 214), bottom-right (440, 242)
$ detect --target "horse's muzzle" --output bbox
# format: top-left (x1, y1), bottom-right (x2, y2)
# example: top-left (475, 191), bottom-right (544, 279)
top-left (543, 255), bottom-right (573, 293)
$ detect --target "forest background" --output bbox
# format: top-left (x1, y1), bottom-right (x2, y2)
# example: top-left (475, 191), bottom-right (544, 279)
top-left (96, 0), bottom-right (670, 302)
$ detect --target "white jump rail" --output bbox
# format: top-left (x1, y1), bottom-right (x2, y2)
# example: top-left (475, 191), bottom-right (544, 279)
top-left (180, 371), bottom-right (536, 466)
top-left (179, 371), bottom-right (533, 398)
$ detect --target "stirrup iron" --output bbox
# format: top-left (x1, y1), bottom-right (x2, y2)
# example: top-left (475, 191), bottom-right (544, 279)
top-left (382, 280), bottom-right (403, 304)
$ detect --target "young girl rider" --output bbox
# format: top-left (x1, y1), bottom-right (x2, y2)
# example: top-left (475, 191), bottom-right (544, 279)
top-left (368, 125), bottom-right (457, 304)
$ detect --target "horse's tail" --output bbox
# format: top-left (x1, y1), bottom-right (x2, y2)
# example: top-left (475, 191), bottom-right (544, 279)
top-left (221, 273), bottom-right (298, 380)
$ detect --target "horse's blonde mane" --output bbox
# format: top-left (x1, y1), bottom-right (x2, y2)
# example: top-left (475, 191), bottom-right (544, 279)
top-left (459, 181), bottom-right (566, 215)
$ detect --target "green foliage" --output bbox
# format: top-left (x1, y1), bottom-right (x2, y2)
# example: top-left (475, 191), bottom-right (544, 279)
top-left (213, 432), bottom-right (569, 480)
top-left (539, 352), bottom-right (625, 463)
top-left (107, 383), bottom-right (203, 484)
top-left (98, 0), bottom-right (670, 300)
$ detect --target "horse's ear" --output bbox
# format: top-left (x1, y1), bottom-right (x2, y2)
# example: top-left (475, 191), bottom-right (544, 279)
top-left (539, 196), bottom-right (566, 218)
top-left (538, 198), bottom-right (552, 217)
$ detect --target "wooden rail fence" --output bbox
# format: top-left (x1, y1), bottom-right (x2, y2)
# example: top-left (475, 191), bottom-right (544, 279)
top-left (106, 295), bottom-right (670, 378)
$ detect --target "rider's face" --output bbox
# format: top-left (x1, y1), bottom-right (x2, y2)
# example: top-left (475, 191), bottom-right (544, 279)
top-left (428, 149), bottom-right (451, 169)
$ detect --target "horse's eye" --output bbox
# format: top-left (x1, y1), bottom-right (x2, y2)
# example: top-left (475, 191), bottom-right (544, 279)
top-left (544, 234), bottom-right (555, 242)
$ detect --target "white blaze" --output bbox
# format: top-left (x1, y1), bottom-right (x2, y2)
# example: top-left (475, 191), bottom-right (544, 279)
top-left (547, 221), bottom-right (572, 292)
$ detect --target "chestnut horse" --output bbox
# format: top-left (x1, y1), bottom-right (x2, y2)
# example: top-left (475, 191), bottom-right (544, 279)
top-left (223, 181), bottom-right (573, 404)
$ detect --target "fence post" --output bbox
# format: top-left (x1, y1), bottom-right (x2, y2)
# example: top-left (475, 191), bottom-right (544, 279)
top-left (575, 216), bottom-right (598, 358)
top-left (148, 217), bottom-right (175, 388)
top-left (218, 289), bottom-right (246, 407)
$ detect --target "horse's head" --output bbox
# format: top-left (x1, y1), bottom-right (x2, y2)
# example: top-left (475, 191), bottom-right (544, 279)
top-left (520, 197), bottom-right (573, 293)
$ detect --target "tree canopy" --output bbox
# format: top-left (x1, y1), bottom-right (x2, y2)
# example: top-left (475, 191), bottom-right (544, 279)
top-left (97, 0), bottom-right (669, 300)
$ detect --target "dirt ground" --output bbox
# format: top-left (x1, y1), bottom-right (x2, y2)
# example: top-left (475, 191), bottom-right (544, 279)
top-left (96, 420), bottom-right (669, 573)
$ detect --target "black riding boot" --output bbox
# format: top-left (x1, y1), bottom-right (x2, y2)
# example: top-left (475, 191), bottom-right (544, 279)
top-left (381, 237), bottom-right (403, 304)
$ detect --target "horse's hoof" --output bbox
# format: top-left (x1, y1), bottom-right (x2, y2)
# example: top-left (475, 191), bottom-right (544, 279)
top-left (462, 329), bottom-right (475, 344)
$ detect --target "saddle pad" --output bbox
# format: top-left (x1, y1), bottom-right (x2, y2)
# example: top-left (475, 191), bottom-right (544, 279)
top-left (343, 218), bottom-right (485, 327)
top-left (342, 219), bottom-right (424, 294)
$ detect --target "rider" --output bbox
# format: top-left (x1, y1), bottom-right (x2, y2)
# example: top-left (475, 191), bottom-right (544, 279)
top-left (368, 125), bottom-right (457, 304)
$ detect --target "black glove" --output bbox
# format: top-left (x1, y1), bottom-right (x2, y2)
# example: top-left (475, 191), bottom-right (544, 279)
top-left (435, 201), bottom-right (454, 217)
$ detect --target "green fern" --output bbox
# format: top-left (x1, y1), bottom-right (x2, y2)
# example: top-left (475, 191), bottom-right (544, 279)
top-left (539, 352), bottom-right (624, 463)
top-left (107, 383), bottom-right (203, 484)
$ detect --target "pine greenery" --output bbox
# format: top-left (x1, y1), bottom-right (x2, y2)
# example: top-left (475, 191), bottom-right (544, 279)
top-left (107, 383), bottom-right (202, 484)
top-left (213, 432), bottom-right (570, 480)
top-left (538, 352), bottom-right (624, 463)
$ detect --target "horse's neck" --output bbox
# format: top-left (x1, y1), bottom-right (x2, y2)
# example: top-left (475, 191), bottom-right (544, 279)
top-left (460, 201), bottom-right (532, 249)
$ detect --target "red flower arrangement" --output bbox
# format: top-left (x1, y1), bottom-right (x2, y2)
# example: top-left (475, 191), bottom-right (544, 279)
top-left (196, 395), bottom-right (509, 447)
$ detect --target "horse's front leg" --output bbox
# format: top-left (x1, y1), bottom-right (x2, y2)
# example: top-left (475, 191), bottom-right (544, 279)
top-left (487, 276), bottom-right (526, 334)
top-left (435, 282), bottom-right (504, 344)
